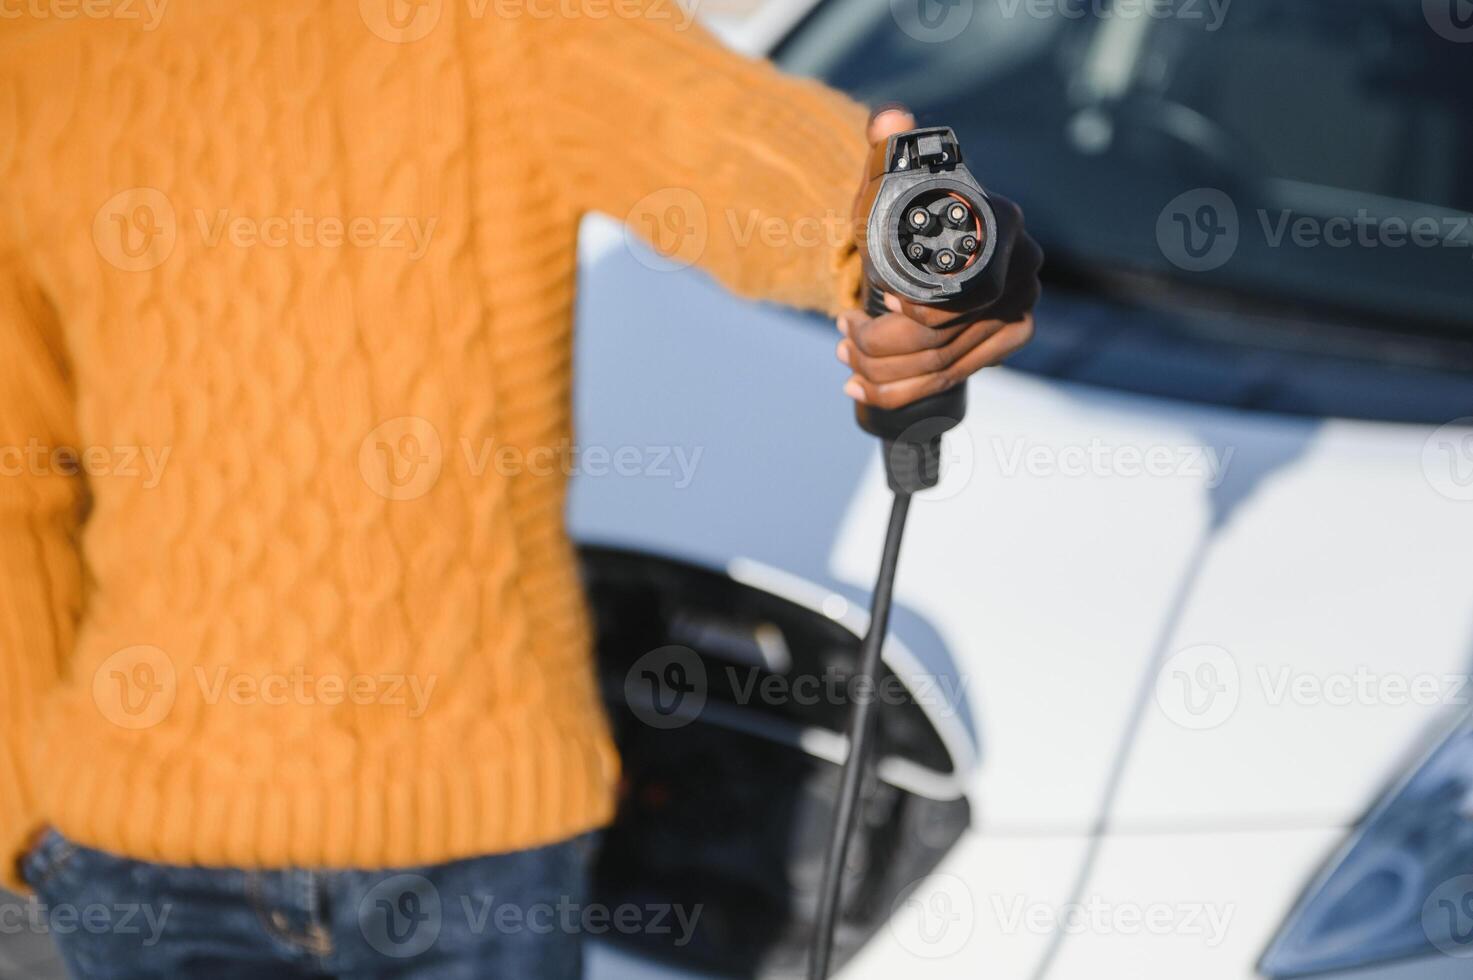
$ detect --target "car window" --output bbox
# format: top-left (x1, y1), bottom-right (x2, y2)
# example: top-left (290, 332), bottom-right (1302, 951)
top-left (778, 0), bottom-right (1473, 333)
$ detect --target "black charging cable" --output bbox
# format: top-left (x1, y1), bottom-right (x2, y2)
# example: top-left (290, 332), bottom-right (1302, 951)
top-left (808, 487), bottom-right (910, 980)
top-left (806, 126), bottom-right (1038, 978)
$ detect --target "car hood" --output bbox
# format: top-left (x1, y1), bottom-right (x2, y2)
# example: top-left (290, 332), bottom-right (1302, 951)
top-left (569, 216), bottom-right (1473, 834)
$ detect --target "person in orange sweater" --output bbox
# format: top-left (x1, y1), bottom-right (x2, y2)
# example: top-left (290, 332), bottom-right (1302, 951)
top-left (0, 1), bottom-right (1038, 977)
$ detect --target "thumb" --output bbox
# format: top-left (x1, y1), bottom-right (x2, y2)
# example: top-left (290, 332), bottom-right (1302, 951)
top-left (867, 104), bottom-right (916, 145)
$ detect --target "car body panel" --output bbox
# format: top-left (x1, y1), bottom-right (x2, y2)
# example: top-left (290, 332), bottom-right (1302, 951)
top-left (571, 217), bottom-right (1473, 832)
top-left (570, 215), bottom-right (1473, 978)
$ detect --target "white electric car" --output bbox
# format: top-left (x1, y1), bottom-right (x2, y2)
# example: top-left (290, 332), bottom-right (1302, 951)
top-left (571, 2), bottom-right (1473, 979)
top-left (3, 3), bottom-right (1470, 980)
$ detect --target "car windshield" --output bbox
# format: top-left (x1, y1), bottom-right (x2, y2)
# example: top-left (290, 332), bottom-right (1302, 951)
top-left (779, 0), bottom-right (1473, 333)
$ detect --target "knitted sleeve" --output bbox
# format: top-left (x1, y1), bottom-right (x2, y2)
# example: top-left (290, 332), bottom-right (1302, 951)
top-left (521, 4), bottom-right (872, 315)
top-left (0, 251), bottom-right (85, 893)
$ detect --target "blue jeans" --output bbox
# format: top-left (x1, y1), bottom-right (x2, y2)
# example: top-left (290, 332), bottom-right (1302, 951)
top-left (19, 829), bottom-right (597, 979)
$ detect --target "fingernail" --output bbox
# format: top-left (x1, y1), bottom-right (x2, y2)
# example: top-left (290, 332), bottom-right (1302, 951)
top-left (869, 102), bottom-right (910, 124)
top-left (835, 316), bottom-right (851, 337)
top-left (843, 379), bottom-right (866, 403)
top-left (835, 341), bottom-right (851, 366)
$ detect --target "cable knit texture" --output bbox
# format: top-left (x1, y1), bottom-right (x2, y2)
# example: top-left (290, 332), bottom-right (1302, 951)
top-left (0, 0), bottom-right (869, 890)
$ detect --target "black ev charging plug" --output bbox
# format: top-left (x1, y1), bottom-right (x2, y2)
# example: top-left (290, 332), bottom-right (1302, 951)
top-left (851, 126), bottom-right (1030, 493)
top-left (808, 128), bottom-right (1038, 980)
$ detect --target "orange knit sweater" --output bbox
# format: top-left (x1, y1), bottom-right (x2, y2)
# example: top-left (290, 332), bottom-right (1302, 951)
top-left (0, 0), bottom-right (868, 889)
